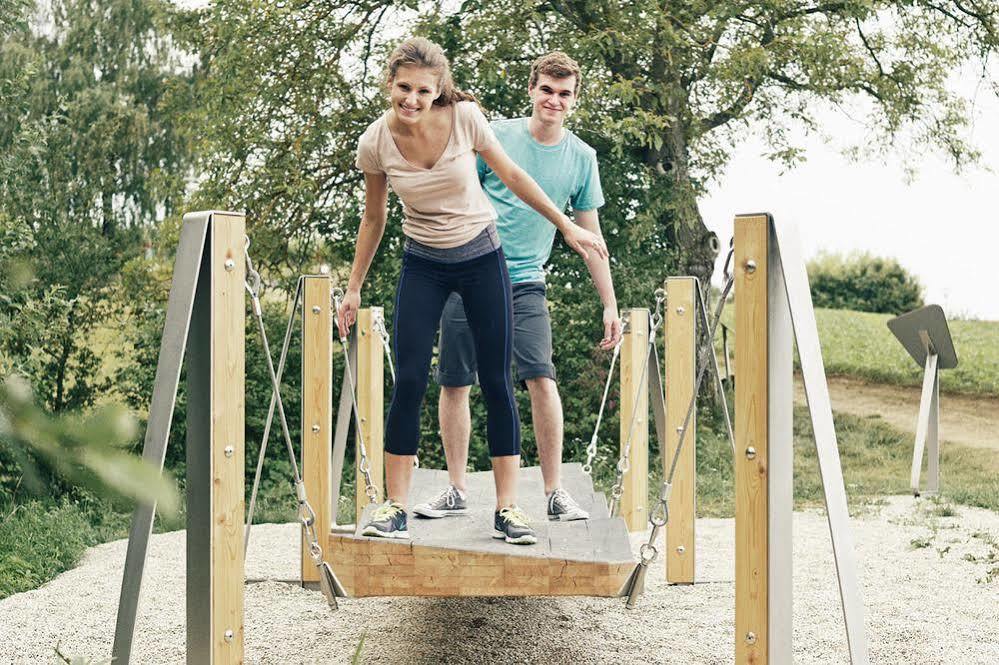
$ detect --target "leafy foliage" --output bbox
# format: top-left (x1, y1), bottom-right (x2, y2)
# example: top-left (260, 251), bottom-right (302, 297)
top-left (808, 251), bottom-right (924, 314)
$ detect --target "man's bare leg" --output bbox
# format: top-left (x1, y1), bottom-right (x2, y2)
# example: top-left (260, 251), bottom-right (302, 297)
top-left (525, 377), bottom-right (564, 494)
top-left (438, 385), bottom-right (471, 492)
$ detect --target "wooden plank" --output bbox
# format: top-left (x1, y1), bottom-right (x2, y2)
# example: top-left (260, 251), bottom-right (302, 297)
top-left (210, 212), bottom-right (245, 664)
top-left (665, 277), bottom-right (697, 584)
top-left (735, 214), bottom-right (769, 663)
top-left (327, 517), bottom-right (633, 598)
top-left (620, 308), bottom-right (649, 531)
top-left (300, 276), bottom-right (333, 584)
top-left (355, 308), bottom-right (385, 525)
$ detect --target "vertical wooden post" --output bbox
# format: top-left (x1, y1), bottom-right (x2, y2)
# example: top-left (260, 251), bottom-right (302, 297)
top-left (664, 277), bottom-right (696, 584)
top-left (301, 275), bottom-right (333, 585)
top-left (735, 214), bottom-right (770, 663)
top-left (187, 211), bottom-right (245, 664)
top-left (619, 308), bottom-right (649, 532)
top-left (355, 307), bottom-right (385, 525)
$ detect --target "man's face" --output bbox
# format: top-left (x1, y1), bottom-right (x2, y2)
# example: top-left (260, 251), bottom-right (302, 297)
top-left (528, 73), bottom-right (577, 125)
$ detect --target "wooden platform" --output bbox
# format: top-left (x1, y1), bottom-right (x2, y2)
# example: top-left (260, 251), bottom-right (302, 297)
top-left (327, 463), bottom-right (637, 597)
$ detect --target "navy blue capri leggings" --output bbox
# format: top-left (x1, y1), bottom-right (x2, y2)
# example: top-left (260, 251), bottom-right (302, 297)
top-left (385, 248), bottom-right (521, 457)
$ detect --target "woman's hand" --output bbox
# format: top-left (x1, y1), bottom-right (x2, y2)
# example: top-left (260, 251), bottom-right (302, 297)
top-left (562, 221), bottom-right (609, 261)
top-left (336, 288), bottom-right (361, 340)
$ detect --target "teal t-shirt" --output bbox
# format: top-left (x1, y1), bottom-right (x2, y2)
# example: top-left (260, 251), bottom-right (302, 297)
top-left (476, 118), bottom-right (604, 284)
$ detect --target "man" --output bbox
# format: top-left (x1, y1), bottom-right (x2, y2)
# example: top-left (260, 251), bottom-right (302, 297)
top-left (413, 51), bottom-right (621, 528)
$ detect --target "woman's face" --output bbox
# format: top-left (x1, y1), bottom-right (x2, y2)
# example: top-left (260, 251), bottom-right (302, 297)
top-left (388, 66), bottom-right (441, 125)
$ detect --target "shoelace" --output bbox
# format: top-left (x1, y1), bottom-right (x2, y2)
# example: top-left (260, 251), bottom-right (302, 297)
top-left (549, 488), bottom-right (579, 512)
top-left (372, 503), bottom-right (403, 521)
top-left (434, 486), bottom-right (459, 508)
top-left (499, 506), bottom-right (531, 527)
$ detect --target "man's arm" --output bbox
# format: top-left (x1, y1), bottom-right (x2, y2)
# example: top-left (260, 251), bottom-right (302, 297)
top-left (574, 208), bottom-right (622, 349)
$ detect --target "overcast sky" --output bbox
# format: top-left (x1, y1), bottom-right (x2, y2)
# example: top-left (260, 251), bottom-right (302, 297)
top-left (701, 80), bottom-right (999, 322)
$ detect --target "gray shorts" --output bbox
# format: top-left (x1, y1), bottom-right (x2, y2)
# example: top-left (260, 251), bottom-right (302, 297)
top-left (436, 282), bottom-right (556, 386)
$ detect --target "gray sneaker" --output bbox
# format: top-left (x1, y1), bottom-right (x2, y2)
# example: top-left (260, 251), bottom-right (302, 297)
top-left (412, 485), bottom-right (468, 519)
top-left (547, 487), bottom-right (589, 521)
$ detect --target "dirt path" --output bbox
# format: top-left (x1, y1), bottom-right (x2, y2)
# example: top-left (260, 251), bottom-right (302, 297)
top-left (794, 375), bottom-right (999, 451)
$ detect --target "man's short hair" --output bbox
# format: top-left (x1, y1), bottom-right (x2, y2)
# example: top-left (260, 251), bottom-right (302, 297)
top-left (528, 51), bottom-right (582, 95)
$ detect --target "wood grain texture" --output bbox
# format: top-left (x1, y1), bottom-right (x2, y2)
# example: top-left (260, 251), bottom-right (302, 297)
top-left (210, 212), bottom-right (244, 664)
top-left (735, 214), bottom-right (769, 664)
top-left (620, 308), bottom-right (649, 532)
top-left (301, 276), bottom-right (333, 584)
top-left (665, 277), bottom-right (696, 584)
top-left (355, 308), bottom-right (384, 525)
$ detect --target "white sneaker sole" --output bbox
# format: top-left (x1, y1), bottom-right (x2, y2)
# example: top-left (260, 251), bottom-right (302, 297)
top-left (548, 510), bottom-right (590, 522)
top-left (492, 529), bottom-right (537, 545)
top-left (412, 506), bottom-right (469, 519)
top-left (361, 527), bottom-right (410, 539)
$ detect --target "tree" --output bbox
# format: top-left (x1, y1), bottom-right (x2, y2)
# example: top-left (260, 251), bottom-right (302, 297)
top-left (175, 0), bottom-right (998, 470)
top-left (0, 0), bottom-right (193, 411)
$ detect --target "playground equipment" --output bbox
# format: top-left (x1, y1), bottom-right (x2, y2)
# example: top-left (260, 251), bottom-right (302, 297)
top-left (887, 305), bottom-right (958, 496)
top-left (111, 210), bottom-right (868, 664)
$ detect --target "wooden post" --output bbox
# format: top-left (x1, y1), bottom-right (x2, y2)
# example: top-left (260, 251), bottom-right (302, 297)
top-left (186, 211), bottom-right (245, 664)
top-left (735, 215), bottom-right (770, 663)
top-left (619, 308), bottom-right (649, 532)
top-left (355, 307), bottom-right (385, 525)
top-left (664, 277), bottom-right (696, 584)
top-left (301, 275), bottom-right (333, 585)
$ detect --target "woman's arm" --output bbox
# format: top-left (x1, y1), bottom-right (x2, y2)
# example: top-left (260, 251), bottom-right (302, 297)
top-left (478, 144), bottom-right (608, 260)
top-left (337, 172), bottom-right (389, 338)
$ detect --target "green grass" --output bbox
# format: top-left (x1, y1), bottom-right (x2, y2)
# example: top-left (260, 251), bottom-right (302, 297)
top-left (0, 495), bottom-right (131, 599)
top-left (630, 405), bottom-right (999, 519)
top-left (719, 306), bottom-right (999, 397)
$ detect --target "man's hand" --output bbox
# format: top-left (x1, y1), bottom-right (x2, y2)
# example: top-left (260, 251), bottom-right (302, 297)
top-left (336, 288), bottom-right (361, 340)
top-left (562, 221), bottom-right (608, 261)
top-left (599, 306), bottom-right (623, 350)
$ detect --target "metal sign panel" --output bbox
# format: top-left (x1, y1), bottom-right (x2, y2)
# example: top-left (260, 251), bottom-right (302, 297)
top-left (887, 305), bottom-right (958, 369)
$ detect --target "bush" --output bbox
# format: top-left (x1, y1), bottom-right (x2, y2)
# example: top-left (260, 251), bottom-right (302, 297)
top-left (807, 252), bottom-right (924, 314)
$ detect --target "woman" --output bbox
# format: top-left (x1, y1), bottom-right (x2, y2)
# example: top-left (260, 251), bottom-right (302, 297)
top-left (338, 37), bottom-right (607, 546)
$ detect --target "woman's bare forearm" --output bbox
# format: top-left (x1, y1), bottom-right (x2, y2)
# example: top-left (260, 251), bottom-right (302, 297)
top-left (346, 215), bottom-right (386, 292)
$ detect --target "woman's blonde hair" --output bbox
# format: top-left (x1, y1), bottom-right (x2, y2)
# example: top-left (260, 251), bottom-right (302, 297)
top-left (385, 37), bottom-right (477, 107)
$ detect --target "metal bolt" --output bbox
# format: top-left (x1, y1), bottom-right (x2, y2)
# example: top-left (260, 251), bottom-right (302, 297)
top-left (745, 632), bottom-right (757, 645)
top-left (676, 545), bottom-right (685, 555)
top-left (312, 305), bottom-right (321, 314)
top-left (745, 446), bottom-right (757, 460)
top-left (676, 426), bottom-right (684, 433)
top-left (224, 445), bottom-right (234, 458)
top-left (311, 424), bottom-right (320, 433)
top-left (224, 629), bottom-right (234, 643)
top-left (224, 258), bottom-right (235, 272)
top-left (745, 259), bottom-right (757, 274)
top-left (676, 306), bottom-right (685, 315)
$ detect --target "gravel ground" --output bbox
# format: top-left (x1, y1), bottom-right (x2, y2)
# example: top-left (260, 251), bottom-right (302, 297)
top-left (1, 495), bottom-right (996, 664)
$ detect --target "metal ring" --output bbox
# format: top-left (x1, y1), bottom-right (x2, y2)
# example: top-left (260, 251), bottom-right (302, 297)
top-left (639, 543), bottom-right (658, 564)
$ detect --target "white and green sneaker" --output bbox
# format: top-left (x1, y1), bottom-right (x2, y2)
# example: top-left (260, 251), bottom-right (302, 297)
top-left (361, 501), bottom-right (409, 539)
top-left (493, 506), bottom-right (537, 545)
top-left (413, 485), bottom-right (468, 519)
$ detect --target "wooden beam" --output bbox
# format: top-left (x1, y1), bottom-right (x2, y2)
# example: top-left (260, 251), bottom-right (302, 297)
top-left (355, 308), bottom-right (385, 525)
top-left (619, 308), bottom-right (649, 532)
top-left (735, 214), bottom-right (769, 663)
top-left (665, 277), bottom-right (696, 584)
top-left (327, 534), bottom-right (634, 597)
top-left (301, 276), bottom-right (333, 584)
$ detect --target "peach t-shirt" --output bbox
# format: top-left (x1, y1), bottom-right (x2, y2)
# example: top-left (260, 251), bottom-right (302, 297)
top-left (355, 101), bottom-right (500, 249)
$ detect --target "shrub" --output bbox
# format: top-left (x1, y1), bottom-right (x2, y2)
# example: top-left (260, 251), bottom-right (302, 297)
top-left (807, 252), bottom-right (924, 314)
